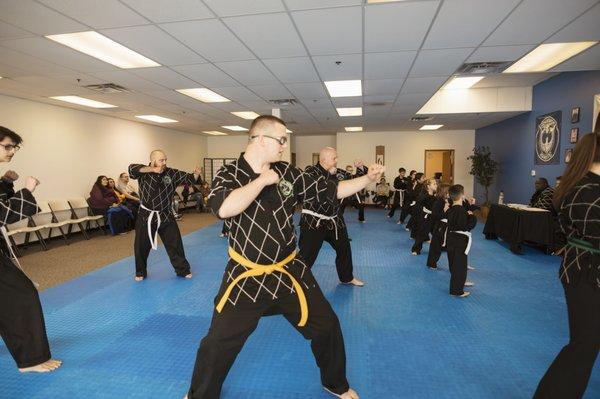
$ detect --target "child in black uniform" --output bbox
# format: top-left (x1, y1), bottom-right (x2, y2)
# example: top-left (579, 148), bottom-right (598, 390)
top-left (426, 184), bottom-right (450, 268)
top-left (446, 184), bottom-right (477, 297)
top-left (411, 178), bottom-right (438, 255)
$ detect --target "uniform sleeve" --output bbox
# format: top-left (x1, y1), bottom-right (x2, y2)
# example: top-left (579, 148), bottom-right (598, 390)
top-left (208, 166), bottom-right (238, 219)
top-left (0, 188), bottom-right (38, 227)
top-left (562, 184), bottom-right (600, 248)
top-left (535, 188), bottom-right (555, 211)
top-left (170, 168), bottom-right (196, 187)
top-left (293, 167), bottom-right (338, 205)
top-left (128, 164), bottom-right (145, 180)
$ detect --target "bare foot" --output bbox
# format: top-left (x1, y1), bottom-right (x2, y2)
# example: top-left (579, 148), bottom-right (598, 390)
top-left (341, 278), bottom-right (364, 287)
top-left (184, 273), bottom-right (193, 279)
top-left (19, 359), bottom-right (62, 373)
top-left (324, 387), bottom-right (360, 399)
top-left (134, 276), bottom-right (144, 282)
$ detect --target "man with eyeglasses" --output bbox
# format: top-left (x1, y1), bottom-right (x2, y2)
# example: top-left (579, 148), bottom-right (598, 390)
top-left (128, 150), bottom-right (201, 282)
top-left (186, 115), bottom-right (384, 399)
top-left (0, 126), bottom-right (62, 373)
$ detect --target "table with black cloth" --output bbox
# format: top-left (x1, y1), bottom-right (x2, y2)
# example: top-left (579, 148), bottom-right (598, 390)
top-left (483, 204), bottom-right (557, 254)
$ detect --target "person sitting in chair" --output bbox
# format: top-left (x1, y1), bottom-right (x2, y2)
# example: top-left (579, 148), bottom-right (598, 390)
top-left (529, 178), bottom-right (555, 211)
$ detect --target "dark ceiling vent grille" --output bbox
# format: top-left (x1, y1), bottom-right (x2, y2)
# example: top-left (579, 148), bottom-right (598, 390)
top-left (269, 98), bottom-right (297, 106)
top-left (365, 101), bottom-right (388, 107)
top-left (455, 62), bottom-right (512, 75)
top-left (84, 83), bottom-right (131, 93)
top-left (410, 116), bottom-right (434, 122)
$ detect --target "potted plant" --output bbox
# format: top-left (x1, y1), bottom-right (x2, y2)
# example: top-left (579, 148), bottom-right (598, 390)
top-left (467, 146), bottom-right (499, 219)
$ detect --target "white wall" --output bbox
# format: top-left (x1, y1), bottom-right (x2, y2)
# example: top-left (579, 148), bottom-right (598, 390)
top-left (336, 130), bottom-right (476, 195)
top-left (0, 94), bottom-right (207, 202)
top-left (292, 135), bottom-right (336, 169)
top-left (206, 135), bottom-right (248, 159)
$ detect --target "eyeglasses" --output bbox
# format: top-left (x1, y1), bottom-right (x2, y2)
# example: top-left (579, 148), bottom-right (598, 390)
top-left (0, 143), bottom-right (21, 152)
top-left (250, 134), bottom-right (287, 145)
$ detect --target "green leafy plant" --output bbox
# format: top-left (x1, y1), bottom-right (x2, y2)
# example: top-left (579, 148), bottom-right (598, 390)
top-left (467, 146), bottom-right (499, 206)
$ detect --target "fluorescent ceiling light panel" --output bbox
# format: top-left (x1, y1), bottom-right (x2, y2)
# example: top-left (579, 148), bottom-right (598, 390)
top-left (324, 80), bottom-right (362, 97)
top-left (222, 125), bottom-right (248, 131)
top-left (504, 41), bottom-right (598, 73)
top-left (46, 31), bottom-right (160, 69)
top-left (203, 131), bottom-right (228, 136)
top-left (135, 115), bottom-right (178, 123)
top-left (420, 124), bottom-right (444, 130)
top-left (177, 88), bottom-right (230, 103)
top-left (231, 111), bottom-right (260, 120)
top-left (345, 126), bottom-right (363, 132)
top-left (444, 76), bottom-right (484, 90)
top-left (50, 95), bottom-right (117, 108)
top-left (337, 107), bottom-right (362, 117)
top-left (367, 0), bottom-right (407, 3)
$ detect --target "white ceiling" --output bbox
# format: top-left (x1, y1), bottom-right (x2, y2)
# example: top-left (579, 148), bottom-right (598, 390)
top-left (0, 0), bottom-right (598, 136)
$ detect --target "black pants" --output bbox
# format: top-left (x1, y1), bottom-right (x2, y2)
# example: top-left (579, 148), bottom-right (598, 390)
top-left (188, 280), bottom-right (349, 398)
top-left (426, 223), bottom-right (446, 268)
top-left (446, 237), bottom-right (468, 295)
top-left (0, 256), bottom-right (51, 368)
top-left (298, 224), bottom-right (354, 283)
top-left (399, 198), bottom-right (413, 223)
top-left (411, 218), bottom-right (432, 254)
top-left (387, 191), bottom-right (402, 217)
top-left (356, 203), bottom-right (365, 222)
top-left (533, 276), bottom-right (600, 399)
top-left (134, 217), bottom-right (191, 278)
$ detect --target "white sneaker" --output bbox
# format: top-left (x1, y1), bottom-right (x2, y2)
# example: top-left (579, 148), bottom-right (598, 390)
top-left (452, 291), bottom-right (470, 298)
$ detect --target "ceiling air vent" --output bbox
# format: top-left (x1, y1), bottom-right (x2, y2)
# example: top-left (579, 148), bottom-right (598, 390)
top-left (84, 83), bottom-right (131, 93)
top-left (410, 116), bottom-right (434, 122)
top-left (269, 98), bottom-right (297, 106)
top-left (455, 62), bottom-right (512, 75)
top-left (365, 102), bottom-right (388, 107)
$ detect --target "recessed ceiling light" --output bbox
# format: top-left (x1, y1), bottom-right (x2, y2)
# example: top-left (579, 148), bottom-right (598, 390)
top-left (135, 115), bottom-right (178, 123)
top-left (420, 124), bottom-right (444, 130)
top-left (222, 125), bottom-right (248, 131)
top-left (203, 131), bottom-right (228, 136)
top-left (367, 0), bottom-right (407, 3)
top-left (50, 95), bottom-right (117, 109)
top-left (504, 41), bottom-right (598, 73)
top-left (337, 107), bottom-right (362, 117)
top-left (231, 111), bottom-right (260, 120)
top-left (444, 76), bottom-right (484, 90)
top-left (177, 88), bottom-right (230, 103)
top-left (46, 31), bottom-right (160, 69)
top-left (345, 126), bottom-right (363, 132)
top-left (324, 80), bottom-right (362, 97)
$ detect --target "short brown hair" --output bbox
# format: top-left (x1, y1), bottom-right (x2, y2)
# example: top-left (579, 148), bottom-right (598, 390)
top-left (249, 115), bottom-right (286, 135)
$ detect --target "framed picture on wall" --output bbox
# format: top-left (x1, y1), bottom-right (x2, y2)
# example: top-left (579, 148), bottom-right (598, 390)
top-left (565, 148), bottom-right (573, 164)
top-left (570, 127), bottom-right (579, 143)
top-left (571, 107), bottom-right (580, 123)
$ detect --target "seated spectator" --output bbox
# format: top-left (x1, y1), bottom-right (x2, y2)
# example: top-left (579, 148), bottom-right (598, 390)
top-left (182, 182), bottom-right (204, 211)
top-left (529, 178), bottom-right (555, 211)
top-left (116, 172), bottom-right (140, 215)
top-left (89, 175), bottom-right (133, 235)
top-left (107, 178), bottom-right (126, 204)
top-left (374, 177), bottom-right (391, 208)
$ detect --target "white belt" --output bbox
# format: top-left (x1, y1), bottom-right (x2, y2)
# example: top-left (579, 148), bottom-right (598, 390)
top-left (450, 230), bottom-right (472, 255)
top-left (301, 209), bottom-right (340, 240)
top-left (440, 219), bottom-right (449, 247)
top-left (423, 207), bottom-right (432, 219)
top-left (141, 204), bottom-right (161, 250)
top-left (397, 189), bottom-right (405, 206)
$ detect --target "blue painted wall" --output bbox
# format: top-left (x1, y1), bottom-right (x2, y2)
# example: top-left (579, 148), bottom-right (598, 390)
top-left (474, 71), bottom-right (600, 204)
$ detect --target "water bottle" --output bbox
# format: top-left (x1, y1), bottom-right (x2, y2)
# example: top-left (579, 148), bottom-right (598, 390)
top-left (498, 191), bottom-right (505, 205)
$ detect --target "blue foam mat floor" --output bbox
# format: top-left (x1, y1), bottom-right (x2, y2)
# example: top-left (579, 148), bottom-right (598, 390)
top-left (1, 209), bottom-right (598, 398)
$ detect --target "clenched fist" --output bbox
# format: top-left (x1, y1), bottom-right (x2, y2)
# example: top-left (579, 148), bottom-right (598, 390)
top-left (366, 164), bottom-right (385, 181)
top-left (25, 176), bottom-right (40, 193)
top-left (259, 165), bottom-right (279, 185)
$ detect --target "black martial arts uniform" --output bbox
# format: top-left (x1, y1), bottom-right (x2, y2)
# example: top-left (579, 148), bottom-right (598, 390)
top-left (405, 182), bottom-right (423, 232)
top-left (299, 165), bottom-right (354, 283)
top-left (445, 204), bottom-right (477, 295)
top-left (534, 171), bottom-right (600, 399)
top-left (129, 164), bottom-right (197, 278)
top-left (353, 165), bottom-right (368, 222)
top-left (188, 154), bottom-right (350, 398)
top-left (399, 177), bottom-right (416, 224)
top-left (387, 174), bottom-right (407, 218)
top-left (0, 184), bottom-right (52, 368)
top-left (426, 197), bottom-right (449, 268)
top-left (411, 193), bottom-right (436, 254)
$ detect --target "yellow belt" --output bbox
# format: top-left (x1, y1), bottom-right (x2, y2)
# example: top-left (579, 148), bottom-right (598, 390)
top-left (215, 248), bottom-right (308, 327)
